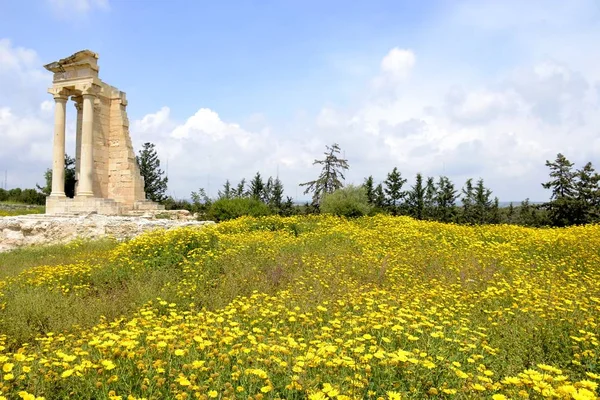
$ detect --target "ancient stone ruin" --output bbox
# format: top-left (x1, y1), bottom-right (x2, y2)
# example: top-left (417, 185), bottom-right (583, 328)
top-left (44, 50), bottom-right (163, 215)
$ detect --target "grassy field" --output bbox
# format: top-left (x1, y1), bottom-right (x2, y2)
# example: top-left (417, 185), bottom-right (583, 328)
top-left (0, 215), bottom-right (598, 399)
top-left (0, 202), bottom-right (45, 217)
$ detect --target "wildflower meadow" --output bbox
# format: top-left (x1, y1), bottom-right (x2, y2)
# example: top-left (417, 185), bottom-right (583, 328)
top-left (0, 215), bottom-right (598, 399)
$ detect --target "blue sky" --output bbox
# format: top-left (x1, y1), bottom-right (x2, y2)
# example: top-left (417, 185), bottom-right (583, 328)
top-left (1, 0), bottom-right (600, 202)
top-left (3, 1), bottom-right (437, 120)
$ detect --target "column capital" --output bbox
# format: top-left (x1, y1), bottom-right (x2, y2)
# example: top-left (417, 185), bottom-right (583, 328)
top-left (80, 84), bottom-right (99, 97)
top-left (72, 96), bottom-right (83, 110)
top-left (53, 93), bottom-right (69, 102)
top-left (49, 87), bottom-right (70, 101)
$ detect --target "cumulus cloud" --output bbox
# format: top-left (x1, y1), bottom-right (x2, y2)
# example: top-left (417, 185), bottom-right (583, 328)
top-left (3, 0), bottom-right (600, 202)
top-left (372, 48), bottom-right (416, 92)
top-left (0, 40), bottom-right (57, 188)
top-left (444, 88), bottom-right (525, 124)
top-left (380, 48), bottom-right (416, 81)
top-left (130, 108), bottom-right (319, 199)
top-left (0, 39), bottom-right (49, 114)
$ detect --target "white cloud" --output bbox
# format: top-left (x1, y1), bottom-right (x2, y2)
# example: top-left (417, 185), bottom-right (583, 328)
top-left (0, 39), bottom-right (50, 114)
top-left (380, 48), bottom-right (416, 80)
top-left (0, 40), bottom-right (56, 189)
top-left (130, 108), bottom-right (319, 199)
top-left (3, 0), bottom-right (600, 203)
top-left (372, 48), bottom-right (416, 91)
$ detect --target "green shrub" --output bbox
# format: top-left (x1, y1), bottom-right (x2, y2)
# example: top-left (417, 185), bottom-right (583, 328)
top-left (320, 184), bottom-right (373, 218)
top-left (208, 197), bottom-right (272, 221)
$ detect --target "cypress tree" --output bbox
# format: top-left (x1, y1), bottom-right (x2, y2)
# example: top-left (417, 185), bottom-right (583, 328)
top-left (136, 142), bottom-right (168, 202)
top-left (407, 173), bottom-right (426, 220)
top-left (384, 167), bottom-right (407, 215)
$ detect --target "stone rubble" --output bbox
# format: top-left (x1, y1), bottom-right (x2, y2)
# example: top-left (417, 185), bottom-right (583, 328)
top-left (0, 213), bottom-right (215, 253)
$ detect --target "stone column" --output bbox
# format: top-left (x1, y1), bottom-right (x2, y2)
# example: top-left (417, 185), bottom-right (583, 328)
top-left (77, 91), bottom-right (95, 197)
top-left (50, 93), bottom-right (68, 197)
top-left (73, 97), bottom-right (83, 195)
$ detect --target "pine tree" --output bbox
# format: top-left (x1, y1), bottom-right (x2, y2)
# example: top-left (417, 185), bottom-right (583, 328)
top-left (407, 173), bottom-right (426, 220)
top-left (191, 187), bottom-right (211, 214)
top-left (574, 162), bottom-right (600, 223)
top-left (270, 177), bottom-right (284, 212)
top-left (473, 178), bottom-right (493, 224)
top-left (541, 153), bottom-right (578, 226)
top-left (363, 176), bottom-right (375, 205)
top-left (263, 176), bottom-right (274, 204)
top-left (460, 178), bottom-right (475, 224)
top-left (374, 183), bottom-right (386, 209)
top-left (543, 154), bottom-right (576, 199)
top-left (248, 172), bottom-right (265, 201)
top-left (384, 167), bottom-right (407, 215)
top-left (519, 198), bottom-right (535, 226)
top-left (136, 142), bottom-right (168, 202)
top-left (234, 178), bottom-right (247, 198)
top-left (506, 202), bottom-right (515, 223)
top-left (424, 176), bottom-right (436, 220)
top-left (435, 176), bottom-right (457, 223)
top-left (281, 196), bottom-right (295, 216)
top-left (218, 180), bottom-right (232, 200)
top-left (300, 143), bottom-right (349, 205)
top-left (490, 197), bottom-right (501, 224)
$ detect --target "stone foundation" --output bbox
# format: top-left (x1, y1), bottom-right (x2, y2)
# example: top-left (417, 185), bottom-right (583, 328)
top-left (0, 214), bottom-right (214, 252)
top-left (46, 196), bottom-right (164, 216)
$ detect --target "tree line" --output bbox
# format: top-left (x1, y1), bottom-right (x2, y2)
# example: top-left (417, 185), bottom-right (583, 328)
top-left (141, 142), bottom-right (599, 226)
top-left (4, 142), bottom-right (598, 227)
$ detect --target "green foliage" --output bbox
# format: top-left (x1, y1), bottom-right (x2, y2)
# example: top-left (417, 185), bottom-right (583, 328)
top-left (363, 176), bottom-right (375, 204)
top-left (424, 176), bottom-right (437, 220)
top-left (374, 183), bottom-right (387, 209)
top-left (36, 154), bottom-right (76, 198)
top-left (136, 142), bottom-right (168, 202)
top-left (461, 178), bottom-right (475, 223)
top-left (517, 199), bottom-right (548, 227)
top-left (473, 178), bottom-right (493, 224)
top-left (234, 178), bottom-right (247, 198)
top-left (542, 153), bottom-right (576, 199)
top-left (384, 167), bottom-right (407, 214)
top-left (460, 178), bottom-right (496, 224)
top-left (435, 176), bottom-right (458, 223)
top-left (0, 188), bottom-right (45, 206)
top-left (300, 143), bottom-right (350, 205)
top-left (407, 173), bottom-right (426, 220)
top-left (218, 180), bottom-right (233, 200)
top-left (162, 197), bottom-right (193, 212)
top-left (542, 154), bottom-right (600, 226)
top-left (320, 184), bottom-right (373, 218)
top-left (269, 178), bottom-right (284, 211)
top-left (575, 162), bottom-right (600, 222)
top-left (208, 197), bottom-right (272, 221)
top-left (248, 171), bottom-right (266, 200)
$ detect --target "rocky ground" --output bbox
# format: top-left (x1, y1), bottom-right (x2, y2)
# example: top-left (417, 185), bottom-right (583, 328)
top-left (0, 213), bottom-right (215, 252)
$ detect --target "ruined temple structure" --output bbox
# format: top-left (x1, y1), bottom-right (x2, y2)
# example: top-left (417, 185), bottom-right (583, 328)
top-left (44, 50), bottom-right (163, 215)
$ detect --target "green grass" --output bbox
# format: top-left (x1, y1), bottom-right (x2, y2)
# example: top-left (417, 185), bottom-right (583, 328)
top-left (0, 238), bottom-right (116, 280)
top-left (0, 201), bottom-right (45, 216)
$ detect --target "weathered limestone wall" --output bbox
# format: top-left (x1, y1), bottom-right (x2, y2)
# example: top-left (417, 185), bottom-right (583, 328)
top-left (90, 83), bottom-right (147, 207)
top-left (106, 86), bottom-right (146, 205)
top-left (0, 214), bottom-right (215, 253)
